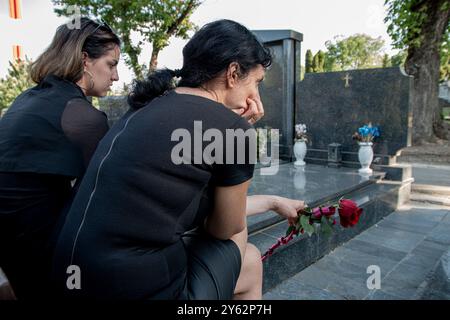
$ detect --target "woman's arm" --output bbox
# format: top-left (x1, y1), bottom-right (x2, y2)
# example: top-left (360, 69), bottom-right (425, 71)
top-left (203, 180), bottom-right (251, 240)
top-left (246, 195), bottom-right (305, 226)
top-left (61, 98), bottom-right (109, 168)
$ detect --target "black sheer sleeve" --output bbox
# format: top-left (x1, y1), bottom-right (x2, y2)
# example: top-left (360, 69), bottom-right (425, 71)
top-left (61, 98), bottom-right (109, 167)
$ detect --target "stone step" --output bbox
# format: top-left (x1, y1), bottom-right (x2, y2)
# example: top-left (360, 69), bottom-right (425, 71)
top-left (410, 193), bottom-right (450, 206)
top-left (412, 184), bottom-right (450, 196)
top-left (396, 144), bottom-right (450, 166)
top-left (249, 179), bottom-right (410, 293)
top-left (397, 154), bottom-right (450, 166)
top-left (263, 204), bottom-right (450, 300)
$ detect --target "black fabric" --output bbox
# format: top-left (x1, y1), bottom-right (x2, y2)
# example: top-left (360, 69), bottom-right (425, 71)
top-left (0, 75), bottom-right (108, 178)
top-left (52, 90), bottom-right (254, 299)
top-left (180, 228), bottom-right (241, 300)
top-left (61, 98), bottom-right (109, 168)
top-left (0, 172), bottom-right (72, 299)
top-left (0, 75), bottom-right (109, 299)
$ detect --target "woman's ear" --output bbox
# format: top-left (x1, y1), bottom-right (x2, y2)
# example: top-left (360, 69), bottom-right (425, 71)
top-left (81, 51), bottom-right (89, 69)
top-left (226, 62), bottom-right (240, 88)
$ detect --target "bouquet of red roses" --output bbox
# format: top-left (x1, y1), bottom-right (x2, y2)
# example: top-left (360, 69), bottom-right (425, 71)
top-left (261, 198), bottom-right (363, 261)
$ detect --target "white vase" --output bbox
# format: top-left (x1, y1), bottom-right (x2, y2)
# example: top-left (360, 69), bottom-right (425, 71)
top-left (358, 142), bottom-right (373, 174)
top-left (294, 140), bottom-right (307, 166)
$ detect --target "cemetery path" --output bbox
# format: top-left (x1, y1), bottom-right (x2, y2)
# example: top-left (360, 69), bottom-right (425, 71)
top-left (263, 201), bottom-right (450, 300)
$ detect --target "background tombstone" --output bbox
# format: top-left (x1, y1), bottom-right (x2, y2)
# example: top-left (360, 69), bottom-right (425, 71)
top-left (252, 30), bottom-right (303, 161)
top-left (296, 67), bottom-right (414, 165)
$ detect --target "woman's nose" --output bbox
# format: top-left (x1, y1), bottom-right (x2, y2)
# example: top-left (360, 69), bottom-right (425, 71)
top-left (112, 70), bottom-right (119, 81)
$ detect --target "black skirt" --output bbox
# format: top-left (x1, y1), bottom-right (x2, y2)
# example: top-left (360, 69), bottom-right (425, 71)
top-left (0, 172), bottom-right (72, 299)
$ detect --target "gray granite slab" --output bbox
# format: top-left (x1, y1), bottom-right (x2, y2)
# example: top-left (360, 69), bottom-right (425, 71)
top-left (354, 225), bottom-right (425, 253)
top-left (425, 224), bottom-right (450, 245)
top-left (401, 240), bottom-right (447, 274)
top-left (376, 218), bottom-right (437, 235)
top-left (366, 289), bottom-right (404, 300)
top-left (290, 264), bottom-right (371, 300)
top-left (343, 238), bottom-right (407, 263)
top-left (325, 246), bottom-right (400, 276)
top-left (263, 278), bottom-right (345, 300)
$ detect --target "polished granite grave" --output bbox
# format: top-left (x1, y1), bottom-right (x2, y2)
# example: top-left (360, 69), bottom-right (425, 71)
top-left (247, 162), bottom-right (412, 292)
top-left (247, 162), bottom-right (385, 233)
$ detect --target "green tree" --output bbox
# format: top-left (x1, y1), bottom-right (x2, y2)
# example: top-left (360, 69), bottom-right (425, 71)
top-left (390, 50), bottom-right (407, 67)
top-left (53, 0), bottom-right (202, 79)
top-left (305, 49), bottom-right (313, 73)
top-left (441, 41), bottom-right (450, 82)
top-left (0, 58), bottom-right (34, 116)
top-left (312, 52), bottom-right (320, 72)
top-left (316, 50), bottom-right (326, 72)
top-left (385, 0), bottom-right (450, 144)
top-left (324, 34), bottom-right (386, 71)
top-left (382, 53), bottom-right (391, 67)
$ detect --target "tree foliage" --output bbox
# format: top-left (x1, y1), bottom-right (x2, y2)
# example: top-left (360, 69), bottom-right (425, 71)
top-left (305, 49), bottom-right (313, 73)
top-left (390, 50), bottom-right (407, 67)
top-left (324, 34), bottom-right (386, 71)
top-left (52, 0), bottom-right (202, 79)
top-left (384, 0), bottom-right (450, 143)
top-left (385, 0), bottom-right (450, 81)
top-left (0, 58), bottom-right (34, 116)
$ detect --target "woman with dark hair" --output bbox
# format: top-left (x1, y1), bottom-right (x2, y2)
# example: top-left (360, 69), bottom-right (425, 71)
top-left (0, 17), bottom-right (121, 299)
top-left (52, 19), bottom-right (303, 300)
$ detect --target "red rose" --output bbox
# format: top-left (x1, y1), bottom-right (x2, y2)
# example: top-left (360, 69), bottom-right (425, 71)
top-left (322, 206), bottom-right (336, 217)
top-left (312, 208), bottom-right (322, 219)
top-left (338, 199), bottom-right (362, 228)
top-left (312, 206), bottom-right (336, 219)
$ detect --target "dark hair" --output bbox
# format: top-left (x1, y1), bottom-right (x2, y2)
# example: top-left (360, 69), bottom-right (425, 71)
top-left (128, 19), bottom-right (272, 109)
top-left (30, 17), bottom-right (121, 83)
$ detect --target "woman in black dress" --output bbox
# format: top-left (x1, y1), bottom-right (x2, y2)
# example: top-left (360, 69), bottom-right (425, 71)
top-left (0, 17), bottom-right (120, 299)
top-left (52, 19), bottom-right (303, 300)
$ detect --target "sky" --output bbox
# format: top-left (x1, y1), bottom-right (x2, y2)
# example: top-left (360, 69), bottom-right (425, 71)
top-left (0, 0), bottom-right (398, 89)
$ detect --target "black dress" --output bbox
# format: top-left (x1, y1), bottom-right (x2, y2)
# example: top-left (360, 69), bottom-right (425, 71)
top-left (52, 90), bottom-right (255, 300)
top-left (0, 75), bottom-right (109, 299)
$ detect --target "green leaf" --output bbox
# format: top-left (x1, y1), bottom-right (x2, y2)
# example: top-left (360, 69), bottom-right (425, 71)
top-left (321, 216), bottom-right (334, 237)
top-left (300, 215), bottom-right (314, 237)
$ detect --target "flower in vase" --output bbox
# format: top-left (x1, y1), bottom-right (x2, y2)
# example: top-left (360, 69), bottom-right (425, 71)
top-left (295, 123), bottom-right (308, 142)
top-left (352, 122), bottom-right (380, 143)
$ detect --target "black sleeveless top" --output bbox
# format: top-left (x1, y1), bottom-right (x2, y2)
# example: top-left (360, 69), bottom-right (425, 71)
top-left (0, 75), bottom-right (107, 178)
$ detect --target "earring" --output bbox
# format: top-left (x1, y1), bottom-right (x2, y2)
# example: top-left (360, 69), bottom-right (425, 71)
top-left (84, 70), bottom-right (95, 90)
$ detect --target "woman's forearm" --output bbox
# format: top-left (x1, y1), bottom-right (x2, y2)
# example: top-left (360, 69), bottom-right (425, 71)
top-left (246, 195), bottom-right (277, 216)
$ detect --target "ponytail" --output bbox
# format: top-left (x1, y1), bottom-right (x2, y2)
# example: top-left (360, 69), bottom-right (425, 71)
top-left (127, 69), bottom-right (179, 110)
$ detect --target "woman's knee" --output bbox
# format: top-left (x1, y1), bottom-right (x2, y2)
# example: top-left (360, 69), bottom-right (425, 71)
top-left (242, 243), bottom-right (262, 273)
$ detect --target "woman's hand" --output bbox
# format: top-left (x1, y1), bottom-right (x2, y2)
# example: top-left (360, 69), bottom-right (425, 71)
top-left (233, 97), bottom-right (265, 125)
top-left (246, 195), bottom-right (306, 226)
top-left (271, 196), bottom-right (306, 226)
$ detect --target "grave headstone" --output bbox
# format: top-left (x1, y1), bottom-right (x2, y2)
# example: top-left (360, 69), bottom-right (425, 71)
top-left (295, 67), bottom-right (413, 165)
top-left (252, 30), bottom-right (303, 161)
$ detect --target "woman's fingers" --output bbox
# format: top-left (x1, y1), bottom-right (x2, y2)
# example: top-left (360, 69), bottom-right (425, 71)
top-left (241, 97), bottom-right (265, 124)
top-left (272, 196), bottom-right (306, 226)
